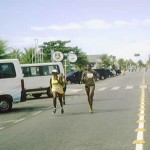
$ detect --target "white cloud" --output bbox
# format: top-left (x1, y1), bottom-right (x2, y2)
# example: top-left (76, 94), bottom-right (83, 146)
top-left (48, 23), bottom-right (82, 30)
top-left (114, 20), bottom-right (129, 27)
top-left (30, 27), bottom-right (47, 31)
top-left (84, 20), bottom-right (112, 29)
top-left (30, 19), bottom-right (150, 32)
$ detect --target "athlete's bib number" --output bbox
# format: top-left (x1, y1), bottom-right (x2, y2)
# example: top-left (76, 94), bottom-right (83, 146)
top-left (87, 73), bottom-right (93, 78)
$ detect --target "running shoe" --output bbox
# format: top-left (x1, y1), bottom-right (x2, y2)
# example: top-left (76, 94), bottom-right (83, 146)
top-left (89, 108), bottom-right (93, 113)
top-left (61, 108), bottom-right (64, 114)
top-left (53, 108), bottom-right (56, 114)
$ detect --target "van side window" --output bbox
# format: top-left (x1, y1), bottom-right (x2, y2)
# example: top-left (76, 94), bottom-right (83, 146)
top-left (30, 67), bottom-right (40, 76)
top-left (48, 65), bottom-right (60, 75)
top-left (21, 64), bottom-right (61, 77)
top-left (0, 63), bottom-right (16, 79)
top-left (22, 67), bottom-right (31, 77)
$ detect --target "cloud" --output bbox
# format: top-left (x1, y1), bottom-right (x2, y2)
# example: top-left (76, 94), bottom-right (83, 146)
top-left (30, 19), bottom-right (150, 32)
top-left (137, 19), bottom-right (150, 25)
top-left (114, 20), bottom-right (129, 27)
top-left (84, 20), bottom-right (112, 29)
top-left (48, 23), bottom-right (82, 30)
top-left (30, 27), bottom-right (47, 31)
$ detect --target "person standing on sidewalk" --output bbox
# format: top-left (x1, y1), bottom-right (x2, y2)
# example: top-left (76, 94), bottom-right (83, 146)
top-left (81, 64), bottom-right (97, 113)
top-left (50, 69), bottom-right (64, 114)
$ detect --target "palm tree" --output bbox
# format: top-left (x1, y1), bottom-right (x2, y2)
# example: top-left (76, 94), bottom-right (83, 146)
top-left (8, 48), bottom-right (22, 60)
top-left (20, 48), bottom-right (35, 64)
top-left (0, 40), bottom-right (8, 59)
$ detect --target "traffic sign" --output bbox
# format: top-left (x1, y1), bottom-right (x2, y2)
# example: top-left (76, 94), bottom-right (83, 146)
top-left (134, 53), bottom-right (140, 57)
top-left (53, 51), bottom-right (63, 61)
top-left (68, 53), bottom-right (77, 62)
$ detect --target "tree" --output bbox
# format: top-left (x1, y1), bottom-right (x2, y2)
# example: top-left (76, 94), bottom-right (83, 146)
top-left (99, 54), bottom-right (112, 68)
top-left (41, 40), bottom-right (89, 71)
top-left (42, 40), bottom-right (71, 62)
top-left (0, 40), bottom-right (8, 59)
top-left (118, 58), bottom-right (126, 70)
top-left (137, 60), bottom-right (145, 68)
top-left (20, 48), bottom-right (35, 64)
top-left (8, 48), bottom-right (22, 60)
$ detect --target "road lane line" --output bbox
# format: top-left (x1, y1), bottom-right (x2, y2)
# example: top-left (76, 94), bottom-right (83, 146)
top-left (0, 127), bottom-right (5, 130)
top-left (0, 120), bottom-right (15, 124)
top-left (13, 118), bottom-right (26, 124)
top-left (32, 111), bottom-right (42, 116)
top-left (111, 86), bottom-right (120, 90)
top-left (66, 89), bottom-right (83, 93)
top-left (125, 86), bottom-right (133, 89)
top-left (140, 85), bottom-right (147, 89)
top-left (97, 87), bottom-right (107, 91)
top-left (133, 77), bottom-right (146, 149)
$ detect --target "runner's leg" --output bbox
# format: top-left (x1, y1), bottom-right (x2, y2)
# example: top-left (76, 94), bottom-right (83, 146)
top-left (85, 86), bottom-right (90, 107)
top-left (52, 92), bottom-right (57, 113)
top-left (58, 94), bottom-right (64, 114)
top-left (89, 86), bottom-right (95, 110)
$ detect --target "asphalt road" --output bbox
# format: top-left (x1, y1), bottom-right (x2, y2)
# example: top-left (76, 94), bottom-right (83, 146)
top-left (0, 70), bottom-right (150, 150)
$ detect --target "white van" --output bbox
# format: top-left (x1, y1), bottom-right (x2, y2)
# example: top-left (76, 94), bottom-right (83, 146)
top-left (0, 59), bottom-right (26, 112)
top-left (21, 62), bottom-right (64, 99)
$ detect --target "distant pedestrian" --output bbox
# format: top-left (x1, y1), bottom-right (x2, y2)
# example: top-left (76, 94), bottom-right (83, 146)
top-left (81, 64), bottom-right (97, 113)
top-left (50, 69), bottom-right (64, 114)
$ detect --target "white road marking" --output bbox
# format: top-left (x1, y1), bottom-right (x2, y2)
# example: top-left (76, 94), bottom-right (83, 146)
top-left (13, 118), bottom-right (26, 124)
top-left (0, 127), bottom-right (5, 130)
top-left (32, 111), bottom-right (42, 116)
top-left (111, 87), bottom-right (120, 90)
top-left (66, 89), bottom-right (83, 93)
top-left (125, 86), bottom-right (133, 89)
top-left (0, 120), bottom-right (15, 124)
top-left (97, 87), bottom-right (107, 91)
top-left (140, 85), bottom-right (147, 89)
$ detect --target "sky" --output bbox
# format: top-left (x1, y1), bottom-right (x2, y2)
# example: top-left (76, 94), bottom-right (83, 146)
top-left (0, 0), bottom-right (150, 63)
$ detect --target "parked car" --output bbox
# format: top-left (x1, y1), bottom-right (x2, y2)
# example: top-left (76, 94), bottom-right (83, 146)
top-left (105, 69), bottom-right (114, 78)
top-left (66, 71), bottom-right (83, 84)
top-left (115, 69), bottom-right (121, 75)
top-left (94, 68), bottom-right (107, 80)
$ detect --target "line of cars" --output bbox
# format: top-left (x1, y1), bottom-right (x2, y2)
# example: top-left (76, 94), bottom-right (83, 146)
top-left (66, 68), bottom-right (121, 84)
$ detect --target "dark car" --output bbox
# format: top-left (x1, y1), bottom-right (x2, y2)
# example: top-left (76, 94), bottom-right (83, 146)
top-left (115, 69), bottom-right (121, 75)
top-left (105, 69), bottom-right (114, 78)
top-left (94, 68), bottom-right (107, 80)
top-left (66, 71), bottom-right (83, 84)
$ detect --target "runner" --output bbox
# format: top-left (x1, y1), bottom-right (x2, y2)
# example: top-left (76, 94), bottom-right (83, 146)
top-left (50, 69), bottom-right (64, 114)
top-left (81, 64), bottom-right (97, 113)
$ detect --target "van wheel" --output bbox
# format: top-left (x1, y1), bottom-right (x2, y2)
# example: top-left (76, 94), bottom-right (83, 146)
top-left (32, 94), bottom-right (42, 99)
top-left (47, 87), bottom-right (53, 98)
top-left (0, 98), bottom-right (12, 112)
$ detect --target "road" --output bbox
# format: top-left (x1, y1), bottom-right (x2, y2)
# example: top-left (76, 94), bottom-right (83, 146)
top-left (0, 70), bottom-right (150, 150)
